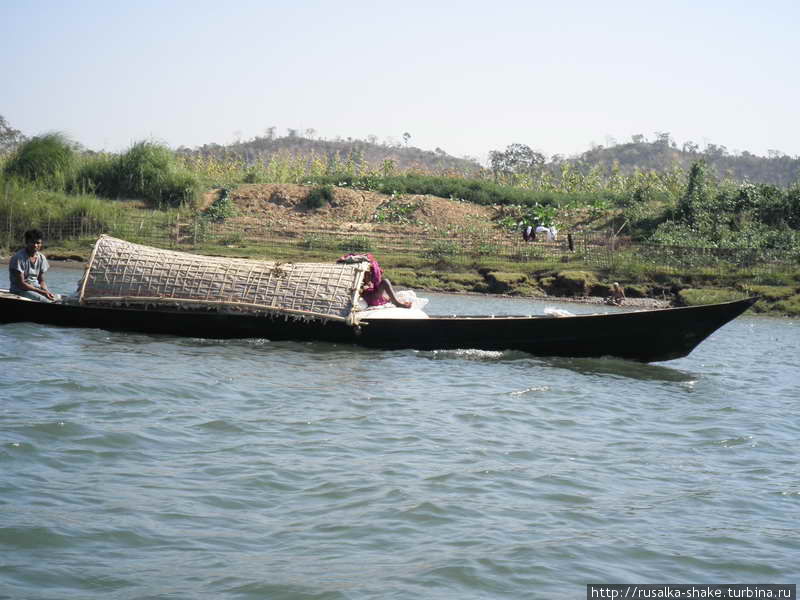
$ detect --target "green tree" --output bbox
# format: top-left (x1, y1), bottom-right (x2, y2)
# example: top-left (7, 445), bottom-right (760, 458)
top-left (0, 115), bottom-right (25, 153)
top-left (678, 161), bottom-right (712, 226)
top-left (654, 131), bottom-right (672, 148)
top-left (489, 143), bottom-right (545, 180)
top-left (682, 140), bottom-right (699, 154)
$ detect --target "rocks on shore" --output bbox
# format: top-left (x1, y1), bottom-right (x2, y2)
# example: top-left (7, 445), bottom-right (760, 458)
top-left (547, 295), bottom-right (672, 309)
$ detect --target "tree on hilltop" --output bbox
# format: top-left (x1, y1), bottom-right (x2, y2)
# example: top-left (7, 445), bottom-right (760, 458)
top-left (489, 143), bottom-right (545, 180)
top-left (0, 115), bottom-right (26, 154)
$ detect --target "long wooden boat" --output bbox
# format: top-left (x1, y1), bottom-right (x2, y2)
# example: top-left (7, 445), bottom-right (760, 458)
top-left (1, 236), bottom-right (757, 363)
top-left (0, 290), bottom-right (757, 362)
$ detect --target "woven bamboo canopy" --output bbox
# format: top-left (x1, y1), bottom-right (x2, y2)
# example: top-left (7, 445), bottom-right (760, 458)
top-left (78, 236), bottom-right (367, 323)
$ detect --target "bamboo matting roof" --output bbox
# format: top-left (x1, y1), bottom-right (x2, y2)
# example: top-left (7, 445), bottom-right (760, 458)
top-left (78, 236), bottom-right (366, 322)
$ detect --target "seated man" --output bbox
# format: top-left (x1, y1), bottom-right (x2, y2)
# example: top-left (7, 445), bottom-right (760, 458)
top-left (8, 229), bottom-right (59, 302)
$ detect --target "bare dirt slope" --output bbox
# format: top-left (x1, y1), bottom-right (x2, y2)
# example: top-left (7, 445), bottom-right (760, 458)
top-left (209, 184), bottom-right (498, 235)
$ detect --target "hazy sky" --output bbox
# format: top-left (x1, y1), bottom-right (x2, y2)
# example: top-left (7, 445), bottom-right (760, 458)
top-left (3, 0), bottom-right (798, 162)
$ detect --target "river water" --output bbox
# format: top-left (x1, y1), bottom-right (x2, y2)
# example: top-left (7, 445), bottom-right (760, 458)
top-left (1, 265), bottom-right (798, 599)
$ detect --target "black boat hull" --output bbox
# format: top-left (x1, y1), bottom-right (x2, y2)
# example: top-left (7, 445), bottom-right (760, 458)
top-left (360, 298), bottom-right (756, 362)
top-left (0, 295), bottom-right (756, 362)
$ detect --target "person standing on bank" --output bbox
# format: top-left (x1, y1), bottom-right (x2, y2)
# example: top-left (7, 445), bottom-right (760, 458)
top-left (8, 229), bottom-right (58, 302)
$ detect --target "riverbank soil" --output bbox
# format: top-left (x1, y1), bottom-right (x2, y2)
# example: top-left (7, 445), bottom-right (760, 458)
top-left (211, 183), bottom-right (497, 236)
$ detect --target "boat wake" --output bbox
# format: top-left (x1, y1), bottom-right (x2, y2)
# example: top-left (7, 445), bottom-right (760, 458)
top-left (418, 348), bottom-right (510, 361)
top-left (542, 355), bottom-right (698, 382)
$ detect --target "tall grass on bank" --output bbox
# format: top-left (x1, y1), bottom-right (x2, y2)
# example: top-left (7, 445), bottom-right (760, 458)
top-left (3, 133), bottom-right (78, 190)
top-left (0, 176), bottom-right (184, 253)
top-left (80, 142), bottom-right (199, 207)
top-left (2, 136), bottom-right (199, 208)
top-left (0, 174), bottom-right (129, 250)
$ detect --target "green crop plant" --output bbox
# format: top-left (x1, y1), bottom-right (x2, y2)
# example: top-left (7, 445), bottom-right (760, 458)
top-left (372, 194), bottom-right (420, 224)
top-left (204, 188), bottom-right (237, 222)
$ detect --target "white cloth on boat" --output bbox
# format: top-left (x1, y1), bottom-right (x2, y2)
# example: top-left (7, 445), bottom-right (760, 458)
top-left (358, 290), bottom-right (429, 319)
top-left (396, 290), bottom-right (429, 310)
top-left (544, 307), bottom-right (574, 318)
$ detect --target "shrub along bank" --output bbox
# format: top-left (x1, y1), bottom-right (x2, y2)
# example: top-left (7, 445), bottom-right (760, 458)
top-left (3, 136), bottom-right (199, 207)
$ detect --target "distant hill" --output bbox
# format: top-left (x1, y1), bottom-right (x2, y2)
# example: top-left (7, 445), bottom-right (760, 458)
top-left (181, 134), bottom-right (800, 187)
top-left (566, 139), bottom-right (800, 187)
top-left (177, 134), bottom-right (482, 175)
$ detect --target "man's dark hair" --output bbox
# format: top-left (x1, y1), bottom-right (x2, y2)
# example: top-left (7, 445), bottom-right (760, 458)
top-left (24, 229), bottom-right (44, 243)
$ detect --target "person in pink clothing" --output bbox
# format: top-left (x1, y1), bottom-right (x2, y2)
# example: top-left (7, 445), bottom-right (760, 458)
top-left (339, 253), bottom-right (411, 308)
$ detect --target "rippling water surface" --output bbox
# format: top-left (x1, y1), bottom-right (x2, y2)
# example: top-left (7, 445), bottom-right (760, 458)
top-left (1, 265), bottom-right (798, 599)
